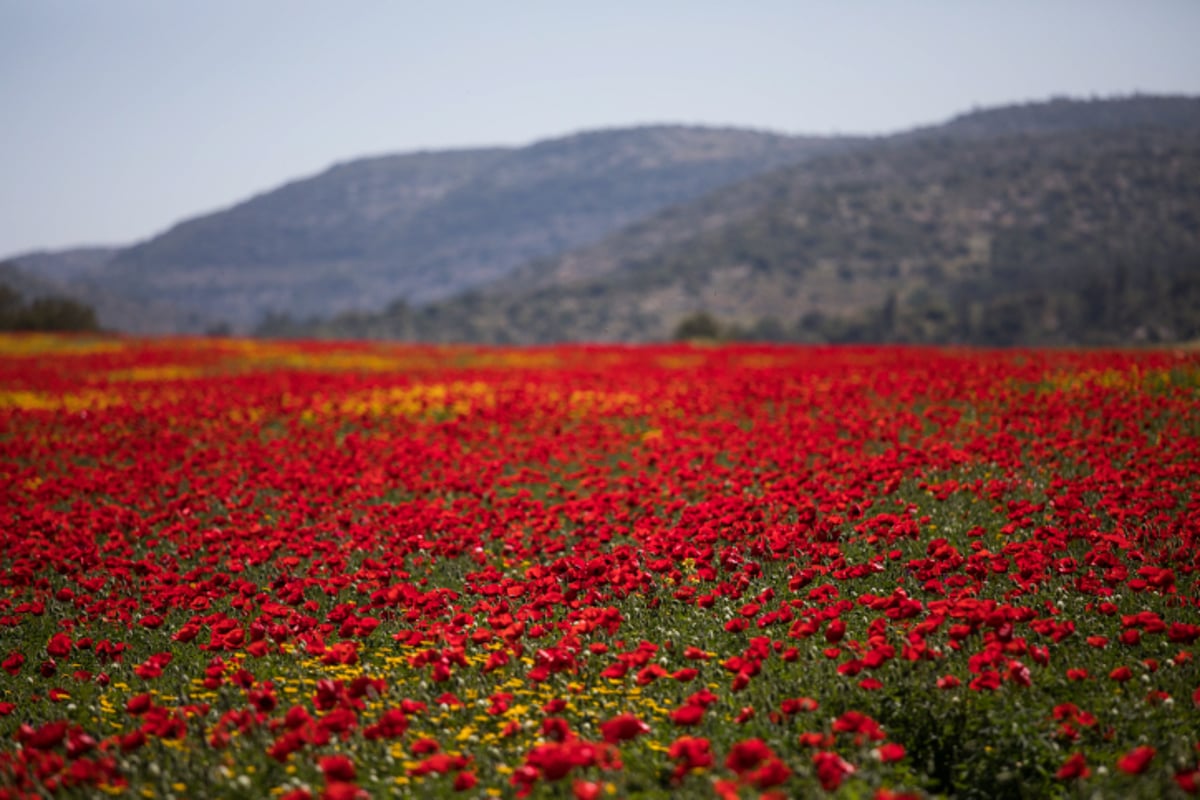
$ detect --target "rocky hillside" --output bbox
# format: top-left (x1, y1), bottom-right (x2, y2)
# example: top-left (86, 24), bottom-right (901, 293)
top-left (283, 97), bottom-right (1200, 346)
top-left (76, 128), bottom-right (849, 331)
top-left (13, 95), bottom-right (1199, 344)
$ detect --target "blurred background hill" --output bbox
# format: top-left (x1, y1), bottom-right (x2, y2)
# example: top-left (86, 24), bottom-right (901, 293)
top-left (4, 95), bottom-right (1199, 345)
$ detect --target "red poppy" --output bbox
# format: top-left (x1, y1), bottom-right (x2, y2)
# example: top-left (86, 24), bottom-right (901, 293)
top-left (599, 713), bottom-right (649, 744)
top-left (1055, 752), bottom-right (1090, 780)
top-left (46, 633), bottom-right (72, 658)
top-left (319, 754), bottom-right (356, 782)
top-left (573, 780), bottom-right (601, 800)
top-left (670, 704), bottom-right (705, 726)
top-left (749, 758), bottom-right (791, 789)
top-left (833, 710), bottom-right (885, 741)
top-left (1176, 768), bottom-right (1199, 794)
top-left (668, 735), bottom-right (713, 780)
top-left (125, 694), bottom-right (153, 715)
top-left (1116, 746), bottom-right (1155, 775)
top-left (2, 652), bottom-right (24, 676)
top-left (812, 751), bottom-right (856, 791)
top-left (725, 738), bottom-right (773, 774)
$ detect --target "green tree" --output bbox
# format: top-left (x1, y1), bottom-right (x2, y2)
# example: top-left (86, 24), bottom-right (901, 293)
top-left (0, 283), bottom-right (21, 328)
top-left (0, 283), bottom-right (100, 332)
top-left (672, 311), bottom-right (722, 341)
top-left (16, 296), bottom-right (100, 332)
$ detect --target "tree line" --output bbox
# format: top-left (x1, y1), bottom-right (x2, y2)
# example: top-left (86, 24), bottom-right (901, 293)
top-left (0, 281), bottom-right (99, 332)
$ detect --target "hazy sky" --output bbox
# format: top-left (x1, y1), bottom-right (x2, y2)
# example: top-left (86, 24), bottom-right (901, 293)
top-left (2, 0), bottom-right (1199, 257)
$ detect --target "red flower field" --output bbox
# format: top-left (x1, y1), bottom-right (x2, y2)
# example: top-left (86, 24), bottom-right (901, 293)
top-left (1, 334), bottom-right (1198, 798)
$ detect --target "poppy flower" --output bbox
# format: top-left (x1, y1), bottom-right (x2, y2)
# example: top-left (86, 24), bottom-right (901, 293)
top-left (320, 754), bottom-right (356, 782)
top-left (125, 694), bottom-right (153, 715)
top-left (777, 697), bottom-right (816, 717)
top-left (46, 633), bottom-right (72, 658)
top-left (725, 738), bottom-right (773, 774)
top-left (1116, 746), bottom-right (1155, 775)
top-left (23, 720), bottom-right (68, 750)
top-left (670, 704), bottom-right (705, 726)
top-left (833, 710), bottom-right (885, 741)
top-left (599, 713), bottom-right (649, 744)
top-left (526, 743), bottom-right (576, 781)
top-left (542, 717), bottom-right (572, 741)
top-left (1109, 666), bottom-right (1133, 682)
top-left (749, 758), bottom-right (791, 789)
top-left (363, 708), bottom-right (407, 740)
top-left (668, 735), bottom-right (713, 780)
top-left (1176, 768), bottom-right (1199, 794)
top-left (572, 780), bottom-right (601, 800)
top-left (798, 731), bottom-right (834, 748)
top-left (1055, 752), bottom-right (1090, 780)
top-left (812, 751), bottom-right (856, 791)
top-left (321, 782), bottom-right (367, 800)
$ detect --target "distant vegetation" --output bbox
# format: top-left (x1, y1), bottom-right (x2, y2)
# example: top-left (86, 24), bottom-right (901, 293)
top-left (0, 278), bottom-right (99, 332)
top-left (672, 311), bottom-right (724, 341)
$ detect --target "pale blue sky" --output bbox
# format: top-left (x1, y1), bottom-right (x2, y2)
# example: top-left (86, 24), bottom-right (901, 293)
top-left (2, 0), bottom-right (1199, 257)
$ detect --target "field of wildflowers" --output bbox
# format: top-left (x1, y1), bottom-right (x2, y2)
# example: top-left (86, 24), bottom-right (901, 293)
top-left (1, 334), bottom-right (1198, 799)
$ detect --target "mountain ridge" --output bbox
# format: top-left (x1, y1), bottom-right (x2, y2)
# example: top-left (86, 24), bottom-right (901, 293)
top-left (73, 125), bottom-right (848, 331)
top-left (10, 94), bottom-right (1200, 342)
top-left (274, 99), bottom-right (1200, 346)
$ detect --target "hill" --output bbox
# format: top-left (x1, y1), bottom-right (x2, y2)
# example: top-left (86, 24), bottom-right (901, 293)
top-left (87, 128), bottom-right (849, 331)
top-left (6, 246), bottom-right (118, 283)
top-left (0, 253), bottom-right (207, 335)
top-left (284, 96), bottom-right (1200, 346)
top-left (906, 94), bottom-right (1200, 139)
